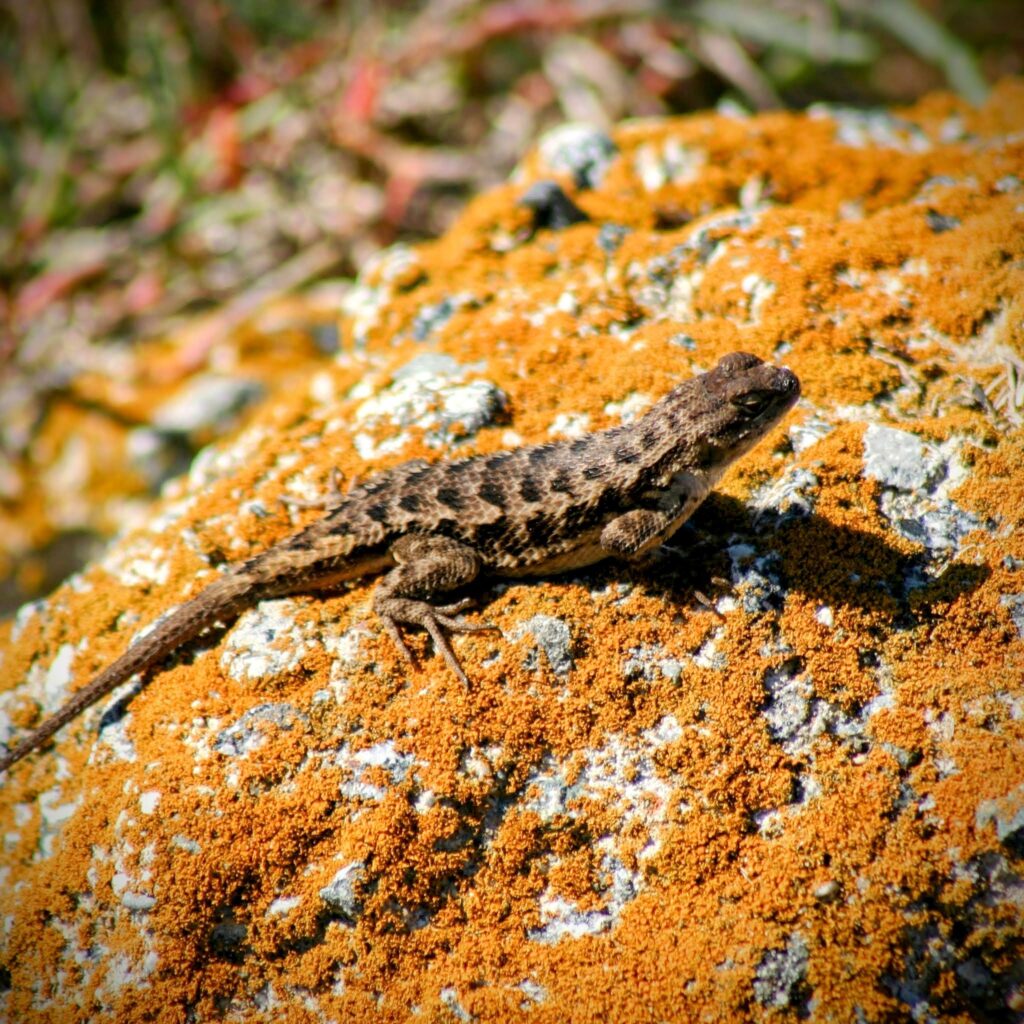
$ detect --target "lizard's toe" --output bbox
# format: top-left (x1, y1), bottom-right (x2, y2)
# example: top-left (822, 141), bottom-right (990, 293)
top-left (433, 613), bottom-right (500, 634)
top-left (379, 615), bottom-right (418, 667)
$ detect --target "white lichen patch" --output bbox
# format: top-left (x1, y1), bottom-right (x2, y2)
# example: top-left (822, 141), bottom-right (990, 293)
top-left (352, 358), bottom-right (506, 458)
top-left (138, 791), bottom-right (160, 815)
top-left (788, 415), bottom-right (833, 454)
top-left (186, 424), bottom-right (271, 492)
top-left (267, 895), bottom-right (302, 918)
top-left (862, 426), bottom-right (982, 561)
top-left (633, 136), bottom-right (706, 191)
top-left (340, 244), bottom-right (422, 348)
top-left (38, 787), bottom-right (84, 860)
top-left (512, 615), bottom-right (574, 675)
top-left (692, 628), bottom-right (727, 670)
top-left (523, 721), bottom-right (684, 944)
top-left (319, 860), bottom-right (366, 918)
top-left (740, 272), bottom-right (776, 323)
top-left (0, 643), bottom-right (83, 756)
top-left (322, 623), bottom-right (376, 699)
top-left (547, 412), bottom-right (590, 439)
top-left (100, 535), bottom-right (172, 590)
top-left (97, 949), bottom-right (159, 1001)
top-left (220, 599), bottom-right (317, 682)
top-left (810, 105), bottom-right (931, 153)
top-left (750, 466), bottom-right (820, 522)
top-left (534, 122), bottom-right (618, 189)
top-left (603, 392), bottom-right (651, 424)
top-left (11, 597), bottom-right (46, 642)
top-left (145, 494), bottom-right (200, 534)
top-left (214, 703), bottom-right (308, 759)
top-left (334, 740), bottom-right (415, 802)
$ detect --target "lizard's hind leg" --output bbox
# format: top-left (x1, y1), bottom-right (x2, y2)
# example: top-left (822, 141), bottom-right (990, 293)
top-left (372, 535), bottom-right (496, 685)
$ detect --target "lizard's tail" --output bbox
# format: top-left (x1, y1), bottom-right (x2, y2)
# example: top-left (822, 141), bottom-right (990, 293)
top-left (0, 573), bottom-right (257, 775)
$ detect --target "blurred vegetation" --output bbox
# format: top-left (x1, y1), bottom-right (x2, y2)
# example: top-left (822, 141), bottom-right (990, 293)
top-left (0, 2), bottom-right (1018, 310)
top-left (0, 1), bottom-right (1018, 301)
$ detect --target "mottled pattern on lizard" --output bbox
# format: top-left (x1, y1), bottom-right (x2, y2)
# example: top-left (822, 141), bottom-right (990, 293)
top-left (0, 351), bottom-right (799, 774)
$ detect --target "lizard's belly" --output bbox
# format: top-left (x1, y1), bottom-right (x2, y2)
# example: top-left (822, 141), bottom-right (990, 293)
top-left (496, 537), bottom-right (609, 578)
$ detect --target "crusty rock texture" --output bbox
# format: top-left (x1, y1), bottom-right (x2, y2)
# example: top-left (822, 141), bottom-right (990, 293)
top-left (2, 81), bottom-right (1024, 1023)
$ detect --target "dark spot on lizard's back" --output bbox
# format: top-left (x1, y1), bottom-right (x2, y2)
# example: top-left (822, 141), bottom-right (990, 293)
top-left (398, 492), bottom-right (421, 513)
top-left (285, 529), bottom-right (315, 550)
top-left (560, 501), bottom-right (592, 530)
top-left (448, 459), bottom-right (474, 475)
top-left (436, 486), bottom-right (464, 511)
top-left (519, 475), bottom-right (542, 504)
top-left (641, 428), bottom-right (658, 448)
top-left (485, 453), bottom-right (511, 474)
top-left (469, 519), bottom-right (508, 552)
top-left (529, 445), bottom-right (555, 466)
top-left (570, 438), bottom-right (589, 455)
top-left (406, 464), bottom-right (434, 487)
top-left (525, 512), bottom-right (553, 545)
top-left (550, 471), bottom-right (575, 494)
top-left (434, 518), bottom-right (459, 536)
top-left (366, 502), bottom-right (390, 524)
top-left (582, 464), bottom-right (605, 481)
top-left (614, 445), bottom-right (639, 464)
top-left (593, 486), bottom-right (623, 517)
top-left (478, 480), bottom-right (507, 508)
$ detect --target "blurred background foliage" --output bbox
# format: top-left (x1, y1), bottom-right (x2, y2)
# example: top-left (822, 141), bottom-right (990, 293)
top-left (0, 0), bottom-right (1020, 608)
top-left (0, 0), bottom-right (1018, 325)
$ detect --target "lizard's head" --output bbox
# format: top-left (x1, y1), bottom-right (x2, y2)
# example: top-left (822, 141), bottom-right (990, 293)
top-left (687, 351), bottom-right (801, 470)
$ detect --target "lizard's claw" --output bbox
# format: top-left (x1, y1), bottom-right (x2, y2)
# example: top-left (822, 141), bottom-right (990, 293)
top-left (379, 614), bottom-right (418, 668)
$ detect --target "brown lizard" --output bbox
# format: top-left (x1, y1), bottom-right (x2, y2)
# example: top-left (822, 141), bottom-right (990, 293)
top-left (0, 351), bottom-right (800, 774)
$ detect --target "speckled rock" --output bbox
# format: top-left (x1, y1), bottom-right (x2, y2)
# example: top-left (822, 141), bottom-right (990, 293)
top-left (3, 81), bottom-right (1024, 1023)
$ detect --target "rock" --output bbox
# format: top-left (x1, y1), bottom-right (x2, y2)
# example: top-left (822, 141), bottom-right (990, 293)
top-left (3, 82), bottom-right (1024, 1022)
top-left (519, 180), bottom-right (590, 233)
top-left (753, 934), bottom-right (810, 1012)
top-left (512, 614), bottom-right (574, 676)
top-left (534, 122), bottom-right (618, 190)
top-left (150, 374), bottom-right (265, 439)
top-left (863, 424), bottom-right (941, 492)
top-left (319, 860), bottom-right (366, 920)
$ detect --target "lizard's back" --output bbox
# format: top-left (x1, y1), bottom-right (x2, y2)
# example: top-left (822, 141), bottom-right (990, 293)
top-left (298, 425), bottom-right (648, 577)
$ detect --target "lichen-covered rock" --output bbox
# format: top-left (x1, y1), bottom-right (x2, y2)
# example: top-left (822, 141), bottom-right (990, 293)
top-left (3, 81), bottom-right (1024, 1023)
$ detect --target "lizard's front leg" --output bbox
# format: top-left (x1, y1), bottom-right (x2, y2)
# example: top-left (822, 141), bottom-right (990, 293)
top-left (599, 507), bottom-right (685, 562)
top-left (373, 534), bottom-right (495, 685)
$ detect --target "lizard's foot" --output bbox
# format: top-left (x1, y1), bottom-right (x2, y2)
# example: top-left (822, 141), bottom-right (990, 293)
top-left (376, 598), bottom-right (499, 686)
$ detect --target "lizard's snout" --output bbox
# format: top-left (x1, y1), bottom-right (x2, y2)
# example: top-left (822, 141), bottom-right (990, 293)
top-left (775, 365), bottom-right (801, 401)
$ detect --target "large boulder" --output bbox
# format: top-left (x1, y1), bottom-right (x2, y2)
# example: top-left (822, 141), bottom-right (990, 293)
top-left (2, 81), bottom-right (1024, 1022)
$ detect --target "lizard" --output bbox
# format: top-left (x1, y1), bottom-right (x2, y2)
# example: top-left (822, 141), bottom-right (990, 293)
top-left (0, 351), bottom-right (800, 775)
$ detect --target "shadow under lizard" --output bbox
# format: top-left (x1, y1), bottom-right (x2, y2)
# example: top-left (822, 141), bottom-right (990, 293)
top-left (0, 351), bottom-right (800, 775)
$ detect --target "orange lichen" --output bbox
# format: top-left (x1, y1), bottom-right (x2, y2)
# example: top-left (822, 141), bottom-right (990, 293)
top-left (2, 82), bottom-right (1024, 1023)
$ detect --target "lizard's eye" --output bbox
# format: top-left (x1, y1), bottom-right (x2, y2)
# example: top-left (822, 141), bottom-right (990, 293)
top-left (732, 392), bottom-right (771, 417)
